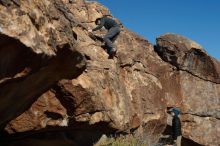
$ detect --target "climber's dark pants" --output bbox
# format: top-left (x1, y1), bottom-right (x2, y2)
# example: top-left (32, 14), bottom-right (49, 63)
top-left (103, 26), bottom-right (120, 54)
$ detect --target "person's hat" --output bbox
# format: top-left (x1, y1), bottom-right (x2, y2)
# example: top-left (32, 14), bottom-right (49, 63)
top-left (171, 107), bottom-right (181, 116)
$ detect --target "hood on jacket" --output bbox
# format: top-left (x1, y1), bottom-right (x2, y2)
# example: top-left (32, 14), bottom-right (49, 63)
top-left (171, 107), bottom-right (181, 116)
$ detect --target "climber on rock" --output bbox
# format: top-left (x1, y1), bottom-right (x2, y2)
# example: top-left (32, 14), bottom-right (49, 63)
top-left (170, 108), bottom-right (182, 146)
top-left (89, 16), bottom-right (121, 59)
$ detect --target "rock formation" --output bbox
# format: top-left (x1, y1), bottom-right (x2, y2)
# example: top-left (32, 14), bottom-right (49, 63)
top-left (156, 34), bottom-right (220, 146)
top-left (0, 0), bottom-right (219, 146)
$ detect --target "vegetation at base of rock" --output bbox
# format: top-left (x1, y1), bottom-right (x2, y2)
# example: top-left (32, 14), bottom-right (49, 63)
top-left (94, 135), bottom-right (147, 146)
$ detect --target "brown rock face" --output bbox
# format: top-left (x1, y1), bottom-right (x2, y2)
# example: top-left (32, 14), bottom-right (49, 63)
top-left (156, 34), bottom-right (220, 146)
top-left (0, 0), bottom-right (167, 145)
top-left (0, 0), bottom-right (87, 130)
top-left (156, 33), bottom-right (220, 83)
top-left (0, 1), bottom-right (219, 146)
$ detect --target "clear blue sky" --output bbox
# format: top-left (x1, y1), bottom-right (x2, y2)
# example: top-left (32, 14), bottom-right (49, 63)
top-left (97, 0), bottom-right (220, 61)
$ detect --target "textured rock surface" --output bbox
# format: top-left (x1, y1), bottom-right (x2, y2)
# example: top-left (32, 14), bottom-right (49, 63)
top-left (0, 1), bottom-right (220, 146)
top-left (156, 34), bottom-right (220, 146)
top-left (0, 0), bottom-right (87, 130)
top-left (156, 33), bottom-right (220, 83)
top-left (0, 0), bottom-right (167, 145)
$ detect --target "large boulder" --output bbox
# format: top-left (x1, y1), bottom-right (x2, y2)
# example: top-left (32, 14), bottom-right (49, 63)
top-left (0, 0), bottom-right (168, 145)
top-left (0, 0), bottom-right (87, 130)
top-left (156, 33), bottom-right (220, 146)
top-left (156, 33), bottom-right (220, 83)
top-left (0, 0), bottom-right (219, 146)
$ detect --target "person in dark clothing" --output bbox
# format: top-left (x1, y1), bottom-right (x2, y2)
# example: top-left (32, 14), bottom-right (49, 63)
top-left (171, 108), bottom-right (182, 146)
top-left (89, 16), bottom-right (121, 58)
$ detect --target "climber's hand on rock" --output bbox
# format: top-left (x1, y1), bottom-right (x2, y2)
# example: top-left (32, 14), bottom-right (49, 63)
top-left (100, 34), bottom-right (105, 38)
top-left (88, 29), bottom-right (93, 33)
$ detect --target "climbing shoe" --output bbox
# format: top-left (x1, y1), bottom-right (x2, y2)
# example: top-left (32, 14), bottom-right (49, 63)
top-left (108, 48), bottom-right (117, 59)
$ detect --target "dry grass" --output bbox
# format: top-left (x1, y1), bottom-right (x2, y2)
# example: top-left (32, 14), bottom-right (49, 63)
top-left (94, 135), bottom-right (148, 146)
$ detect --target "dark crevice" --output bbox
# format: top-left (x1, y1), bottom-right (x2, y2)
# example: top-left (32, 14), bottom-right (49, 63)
top-left (44, 111), bottom-right (63, 120)
top-left (51, 84), bottom-right (76, 117)
top-left (154, 45), bottom-right (179, 69)
top-left (182, 112), bottom-right (220, 120)
top-left (85, 54), bottom-right (91, 60)
top-left (12, 0), bottom-right (20, 6)
top-left (72, 30), bottom-right (78, 40)
top-left (0, 34), bottom-right (86, 130)
top-left (0, 122), bottom-right (117, 146)
top-left (178, 68), bottom-right (219, 84)
top-left (120, 63), bottom-right (133, 68)
top-left (0, 33), bottom-right (50, 81)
